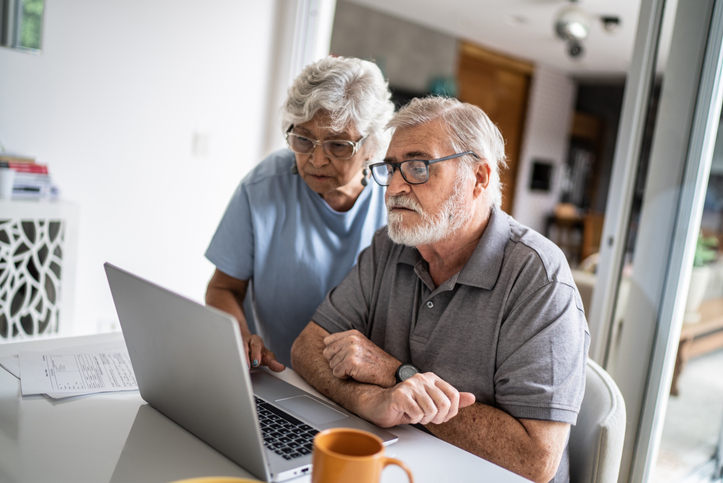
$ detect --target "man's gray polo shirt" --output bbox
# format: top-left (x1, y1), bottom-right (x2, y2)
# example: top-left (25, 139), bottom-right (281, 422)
top-left (311, 208), bottom-right (590, 425)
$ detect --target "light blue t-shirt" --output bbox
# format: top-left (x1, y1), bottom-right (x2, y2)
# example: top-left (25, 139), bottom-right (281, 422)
top-left (205, 149), bottom-right (387, 367)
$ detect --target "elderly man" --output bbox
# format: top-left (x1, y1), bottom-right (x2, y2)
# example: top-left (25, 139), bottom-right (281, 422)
top-left (291, 97), bottom-right (589, 483)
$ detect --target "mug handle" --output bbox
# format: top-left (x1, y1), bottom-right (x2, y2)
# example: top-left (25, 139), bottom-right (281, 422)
top-left (383, 457), bottom-right (414, 483)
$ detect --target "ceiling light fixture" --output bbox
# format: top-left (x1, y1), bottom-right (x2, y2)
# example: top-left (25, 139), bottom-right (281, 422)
top-left (554, 4), bottom-right (591, 59)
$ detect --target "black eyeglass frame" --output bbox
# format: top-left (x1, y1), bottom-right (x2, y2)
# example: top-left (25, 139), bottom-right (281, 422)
top-left (369, 151), bottom-right (480, 187)
top-left (284, 127), bottom-right (368, 160)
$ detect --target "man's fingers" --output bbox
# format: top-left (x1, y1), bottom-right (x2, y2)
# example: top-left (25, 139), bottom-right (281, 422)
top-left (325, 329), bottom-right (362, 342)
top-left (391, 377), bottom-right (440, 425)
top-left (421, 384), bottom-right (458, 425)
top-left (431, 377), bottom-right (461, 422)
top-left (428, 391), bottom-right (475, 424)
top-left (405, 373), bottom-right (452, 424)
top-left (459, 392), bottom-right (476, 408)
top-left (325, 338), bottom-right (361, 379)
top-left (413, 391), bottom-right (441, 425)
top-left (322, 330), bottom-right (362, 361)
top-left (329, 352), bottom-right (351, 379)
top-left (322, 330), bottom-right (348, 346)
top-left (322, 340), bottom-right (343, 362)
top-left (397, 374), bottom-right (475, 425)
top-left (397, 393), bottom-right (424, 424)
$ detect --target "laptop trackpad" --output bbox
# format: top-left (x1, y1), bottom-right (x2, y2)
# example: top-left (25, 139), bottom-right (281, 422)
top-left (276, 396), bottom-right (348, 425)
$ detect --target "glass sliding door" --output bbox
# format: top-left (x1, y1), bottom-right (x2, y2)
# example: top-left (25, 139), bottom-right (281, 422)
top-left (652, 103), bottom-right (723, 483)
top-left (590, 0), bottom-right (723, 481)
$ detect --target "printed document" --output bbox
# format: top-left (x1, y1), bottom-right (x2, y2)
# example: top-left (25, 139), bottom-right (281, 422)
top-left (18, 342), bottom-right (138, 398)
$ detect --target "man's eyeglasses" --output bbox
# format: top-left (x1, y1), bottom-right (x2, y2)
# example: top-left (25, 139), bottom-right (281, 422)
top-left (369, 151), bottom-right (479, 187)
top-left (285, 130), bottom-right (367, 160)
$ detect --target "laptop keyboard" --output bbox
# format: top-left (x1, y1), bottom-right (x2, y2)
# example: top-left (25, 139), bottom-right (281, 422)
top-left (255, 396), bottom-right (319, 460)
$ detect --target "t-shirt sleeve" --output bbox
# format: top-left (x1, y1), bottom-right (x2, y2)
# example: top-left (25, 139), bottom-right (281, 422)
top-left (204, 182), bottom-right (255, 281)
top-left (495, 281), bottom-right (589, 425)
top-left (310, 233), bottom-right (381, 335)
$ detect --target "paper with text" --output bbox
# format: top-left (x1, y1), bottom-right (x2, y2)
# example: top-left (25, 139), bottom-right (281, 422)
top-left (19, 344), bottom-right (138, 398)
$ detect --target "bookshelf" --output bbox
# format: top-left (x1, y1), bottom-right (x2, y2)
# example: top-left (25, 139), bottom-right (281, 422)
top-left (0, 200), bottom-right (79, 340)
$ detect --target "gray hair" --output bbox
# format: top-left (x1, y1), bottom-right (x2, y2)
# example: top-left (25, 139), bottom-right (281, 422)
top-left (386, 97), bottom-right (507, 210)
top-left (282, 56), bottom-right (395, 164)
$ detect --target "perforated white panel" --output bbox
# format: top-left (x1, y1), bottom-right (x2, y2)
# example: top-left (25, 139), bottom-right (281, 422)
top-left (0, 218), bottom-right (64, 339)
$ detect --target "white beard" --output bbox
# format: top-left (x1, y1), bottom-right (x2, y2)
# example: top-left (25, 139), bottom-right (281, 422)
top-left (386, 178), bottom-right (472, 247)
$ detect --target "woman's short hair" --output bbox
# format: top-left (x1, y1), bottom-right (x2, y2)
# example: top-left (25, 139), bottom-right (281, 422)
top-left (386, 96), bottom-right (508, 210)
top-left (282, 56), bottom-right (395, 164)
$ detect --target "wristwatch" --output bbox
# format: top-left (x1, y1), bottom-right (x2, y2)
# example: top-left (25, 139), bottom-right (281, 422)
top-left (395, 363), bottom-right (421, 384)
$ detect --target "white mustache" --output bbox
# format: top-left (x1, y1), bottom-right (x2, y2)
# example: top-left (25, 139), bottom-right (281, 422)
top-left (386, 195), bottom-right (422, 214)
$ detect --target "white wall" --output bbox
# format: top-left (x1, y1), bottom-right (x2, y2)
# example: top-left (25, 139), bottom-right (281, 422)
top-left (0, 0), bottom-right (278, 335)
top-left (512, 65), bottom-right (577, 234)
top-left (263, 0), bottom-right (338, 156)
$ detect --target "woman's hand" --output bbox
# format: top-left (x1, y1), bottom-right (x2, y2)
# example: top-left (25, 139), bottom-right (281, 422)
top-left (245, 333), bottom-right (285, 372)
top-left (206, 269), bottom-right (285, 372)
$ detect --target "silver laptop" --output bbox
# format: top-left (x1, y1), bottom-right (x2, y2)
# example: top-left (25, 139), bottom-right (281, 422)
top-left (104, 263), bottom-right (397, 482)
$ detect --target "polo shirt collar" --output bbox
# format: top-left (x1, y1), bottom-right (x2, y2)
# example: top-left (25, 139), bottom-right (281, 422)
top-left (397, 240), bottom-right (421, 266)
top-left (457, 208), bottom-right (509, 289)
top-left (395, 207), bottom-right (509, 290)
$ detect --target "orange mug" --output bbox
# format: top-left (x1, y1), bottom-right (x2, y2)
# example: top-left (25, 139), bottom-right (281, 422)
top-left (312, 428), bottom-right (414, 483)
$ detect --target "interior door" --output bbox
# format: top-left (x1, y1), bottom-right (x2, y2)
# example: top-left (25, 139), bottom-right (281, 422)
top-left (457, 41), bottom-right (533, 215)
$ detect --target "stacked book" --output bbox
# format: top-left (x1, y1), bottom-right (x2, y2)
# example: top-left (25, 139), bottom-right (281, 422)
top-left (0, 154), bottom-right (59, 199)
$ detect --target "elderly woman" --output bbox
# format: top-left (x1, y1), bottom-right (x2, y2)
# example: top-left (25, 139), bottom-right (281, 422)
top-left (205, 56), bottom-right (394, 370)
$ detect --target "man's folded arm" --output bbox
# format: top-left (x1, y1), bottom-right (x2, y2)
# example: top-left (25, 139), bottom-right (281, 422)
top-left (426, 405), bottom-right (569, 483)
top-left (291, 322), bottom-right (475, 428)
top-left (292, 322), bottom-right (568, 483)
top-left (291, 321), bottom-right (382, 417)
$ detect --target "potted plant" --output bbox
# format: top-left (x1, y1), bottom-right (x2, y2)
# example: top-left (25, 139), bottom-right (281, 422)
top-left (684, 232), bottom-right (719, 322)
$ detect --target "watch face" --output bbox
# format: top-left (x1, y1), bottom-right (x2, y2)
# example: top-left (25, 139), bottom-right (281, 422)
top-left (399, 364), bottom-right (420, 381)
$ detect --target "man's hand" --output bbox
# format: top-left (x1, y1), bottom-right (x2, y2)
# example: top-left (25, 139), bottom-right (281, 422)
top-left (361, 372), bottom-right (476, 428)
top-left (322, 330), bottom-right (400, 387)
top-left (246, 333), bottom-right (285, 372)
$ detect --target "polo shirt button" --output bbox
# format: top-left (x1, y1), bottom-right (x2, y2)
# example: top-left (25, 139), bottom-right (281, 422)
top-left (426, 301), bottom-right (434, 308)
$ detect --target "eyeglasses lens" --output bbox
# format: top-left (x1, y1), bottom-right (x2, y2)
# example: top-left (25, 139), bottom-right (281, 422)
top-left (287, 134), bottom-right (313, 153)
top-left (325, 141), bottom-right (354, 159)
top-left (371, 164), bottom-right (391, 185)
top-left (287, 134), bottom-right (354, 159)
top-left (371, 161), bottom-right (429, 186)
top-left (403, 161), bottom-right (429, 184)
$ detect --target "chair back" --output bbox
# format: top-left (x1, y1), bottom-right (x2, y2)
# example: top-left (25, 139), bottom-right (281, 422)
top-left (569, 359), bottom-right (626, 483)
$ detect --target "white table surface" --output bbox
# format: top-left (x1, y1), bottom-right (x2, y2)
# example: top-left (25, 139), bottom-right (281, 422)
top-left (0, 332), bottom-right (530, 483)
